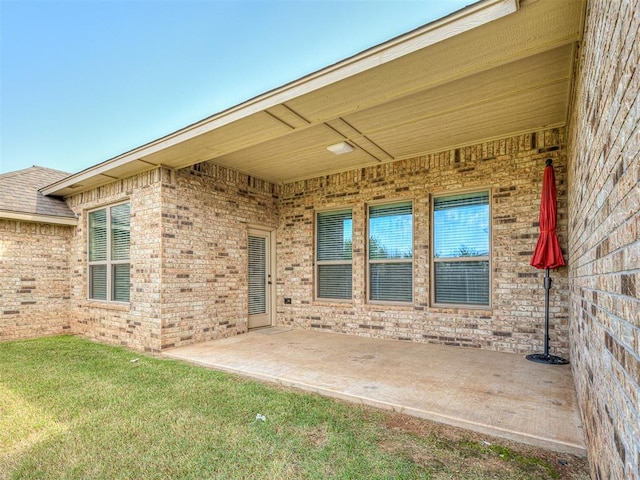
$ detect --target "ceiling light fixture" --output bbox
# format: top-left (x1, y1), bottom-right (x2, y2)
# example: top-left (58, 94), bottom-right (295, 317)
top-left (327, 141), bottom-right (354, 155)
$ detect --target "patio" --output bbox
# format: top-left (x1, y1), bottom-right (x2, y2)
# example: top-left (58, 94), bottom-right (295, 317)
top-left (164, 328), bottom-right (586, 456)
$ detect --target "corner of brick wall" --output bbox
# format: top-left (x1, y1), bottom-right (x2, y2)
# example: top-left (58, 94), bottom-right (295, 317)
top-left (158, 162), bottom-right (279, 349)
top-left (66, 168), bottom-right (167, 353)
top-left (567, 0), bottom-right (640, 477)
top-left (0, 219), bottom-right (74, 341)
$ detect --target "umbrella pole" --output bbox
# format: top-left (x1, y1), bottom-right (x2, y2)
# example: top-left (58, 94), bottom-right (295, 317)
top-left (526, 268), bottom-right (569, 365)
top-left (544, 267), bottom-right (550, 356)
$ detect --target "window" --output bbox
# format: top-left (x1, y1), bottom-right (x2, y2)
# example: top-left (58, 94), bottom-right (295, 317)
top-left (368, 201), bottom-right (413, 303)
top-left (316, 210), bottom-right (352, 300)
top-left (88, 202), bottom-right (130, 302)
top-left (432, 191), bottom-right (490, 306)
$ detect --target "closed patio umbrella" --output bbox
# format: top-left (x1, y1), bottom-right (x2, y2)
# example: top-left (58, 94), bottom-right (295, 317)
top-left (526, 159), bottom-right (568, 365)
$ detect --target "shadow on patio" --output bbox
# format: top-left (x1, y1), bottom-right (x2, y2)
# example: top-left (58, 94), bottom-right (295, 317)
top-left (164, 328), bottom-right (586, 456)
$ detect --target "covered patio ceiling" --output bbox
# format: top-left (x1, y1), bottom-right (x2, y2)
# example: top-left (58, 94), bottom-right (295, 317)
top-left (43, 0), bottom-right (585, 197)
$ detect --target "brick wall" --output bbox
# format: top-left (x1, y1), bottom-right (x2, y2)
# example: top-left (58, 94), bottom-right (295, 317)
top-left (0, 219), bottom-right (73, 341)
top-left (567, 0), bottom-right (640, 478)
top-left (60, 162), bottom-right (279, 352)
top-left (277, 128), bottom-right (570, 355)
top-left (66, 168), bottom-right (166, 352)
top-left (159, 162), bottom-right (278, 349)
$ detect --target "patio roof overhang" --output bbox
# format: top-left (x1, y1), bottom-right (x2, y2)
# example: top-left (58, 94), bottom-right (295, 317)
top-left (42, 0), bottom-right (585, 197)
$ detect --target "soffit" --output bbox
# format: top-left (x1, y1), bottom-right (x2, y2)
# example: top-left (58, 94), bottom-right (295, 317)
top-left (44, 0), bottom-right (585, 196)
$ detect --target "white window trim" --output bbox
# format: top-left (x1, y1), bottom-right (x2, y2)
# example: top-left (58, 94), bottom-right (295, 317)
top-left (87, 200), bottom-right (131, 304)
top-left (430, 188), bottom-right (492, 309)
top-left (366, 199), bottom-right (414, 305)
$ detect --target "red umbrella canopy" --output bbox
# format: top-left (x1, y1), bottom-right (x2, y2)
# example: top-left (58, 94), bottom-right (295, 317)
top-left (530, 161), bottom-right (565, 270)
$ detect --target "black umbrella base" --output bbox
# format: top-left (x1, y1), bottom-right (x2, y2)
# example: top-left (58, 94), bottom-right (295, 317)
top-left (526, 353), bottom-right (569, 365)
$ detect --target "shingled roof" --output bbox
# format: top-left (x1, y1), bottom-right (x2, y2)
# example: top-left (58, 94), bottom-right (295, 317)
top-left (0, 166), bottom-right (77, 224)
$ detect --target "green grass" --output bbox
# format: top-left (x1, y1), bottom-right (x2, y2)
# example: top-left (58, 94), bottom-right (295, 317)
top-left (0, 336), bottom-right (589, 479)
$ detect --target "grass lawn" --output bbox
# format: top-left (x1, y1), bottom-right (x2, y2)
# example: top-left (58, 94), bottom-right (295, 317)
top-left (1, 336), bottom-right (589, 479)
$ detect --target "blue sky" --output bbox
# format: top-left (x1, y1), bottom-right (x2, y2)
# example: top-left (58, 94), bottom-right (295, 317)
top-left (0, 0), bottom-right (470, 175)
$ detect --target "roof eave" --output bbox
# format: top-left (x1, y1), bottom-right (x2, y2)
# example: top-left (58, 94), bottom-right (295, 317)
top-left (40, 0), bottom-right (518, 197)
top-left (0, 210), bottom-right (78, 226)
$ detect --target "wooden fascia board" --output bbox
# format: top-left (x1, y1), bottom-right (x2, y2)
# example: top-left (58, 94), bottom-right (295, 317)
top-left (41, 0), bottom-right (517, 197)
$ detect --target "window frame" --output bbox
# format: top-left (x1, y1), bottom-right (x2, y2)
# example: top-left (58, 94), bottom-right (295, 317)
top-left (314, 207), bottom-right (353, 302)
top-left (366, 199), bottom-right (414, 305)
top-left (430, 189), bottom-right (492, 309)
top-left (87, 200), bottom-right (131, 303)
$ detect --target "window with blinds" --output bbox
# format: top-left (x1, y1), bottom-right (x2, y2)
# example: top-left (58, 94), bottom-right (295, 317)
top-left (432, 191), bottom-right (490, 306)
top-left (368, 202), bottom-right (413, 303)
top-left (316, 210), bottom-right (352, 300)
top-left (88, 202), bottom-right (130, 302)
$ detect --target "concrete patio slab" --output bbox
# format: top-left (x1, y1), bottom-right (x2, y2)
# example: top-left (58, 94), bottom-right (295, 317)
top-left (164, 328), bottom-right (586, 456)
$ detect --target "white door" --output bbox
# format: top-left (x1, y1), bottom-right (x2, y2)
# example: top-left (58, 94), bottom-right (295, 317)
top-left (248, 230), bottom-right (273, 329)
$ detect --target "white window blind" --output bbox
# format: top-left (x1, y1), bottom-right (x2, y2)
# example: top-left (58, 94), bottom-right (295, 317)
top-left (90, 264), bottom-right (107, 300)
top-left (316, 210), bottom-right (352, 300)
top-left (368, 202), bottom-right (413, 303)
top-left (248, 236), bottom-right (267, 315)
top-left (112, 264), bottom-right (130, 302)
top-left (433, 191), bottom-right (490, 306)
top-left (89, 209), bottom-right (107, 262)
top-left (88, 202), bottom-right (130, 302)
top-left (111, 203), bottom-right (130, 261)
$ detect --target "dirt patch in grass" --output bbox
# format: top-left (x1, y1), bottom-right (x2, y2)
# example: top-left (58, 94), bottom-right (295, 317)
top-left (302, 424), bottom-right (330, 448)
top-left (379, 412), bottom-right (590, 480)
